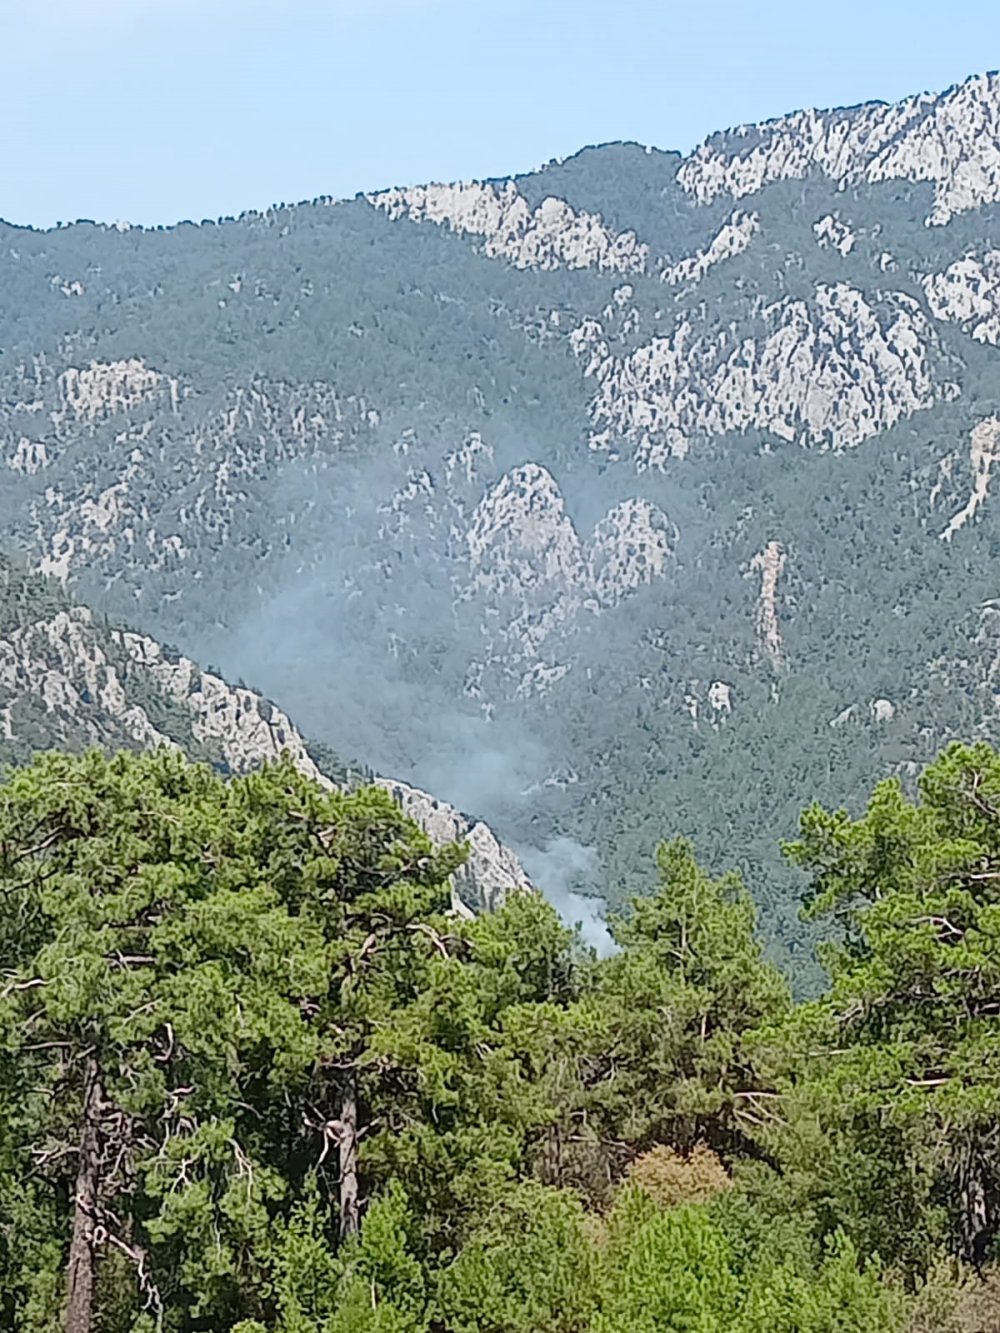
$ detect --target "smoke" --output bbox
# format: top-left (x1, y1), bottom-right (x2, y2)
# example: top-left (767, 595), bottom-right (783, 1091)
top-left (409, 724), bottom-right (549, 827)
top-left (197, 441), bottom-right (619, 950)
top-left (516, 836), bottom-right (615, 957)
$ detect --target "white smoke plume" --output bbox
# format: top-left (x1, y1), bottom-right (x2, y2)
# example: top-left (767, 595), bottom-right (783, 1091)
top-left (516, 836), bottom-right (615, 957)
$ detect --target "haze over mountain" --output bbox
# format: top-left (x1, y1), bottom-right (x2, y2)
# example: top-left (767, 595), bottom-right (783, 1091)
top-left (8, 70), bottom-right (1000, 975)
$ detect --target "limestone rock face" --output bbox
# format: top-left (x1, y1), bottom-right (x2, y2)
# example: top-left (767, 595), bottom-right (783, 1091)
top-left (2, 361), bottom-right (376, 587)
top-left (939, 418), bottom-right (1000, 542)
top-left (587, 499), bottom-right (676, 608)
top-left (375, 435), bottom-right (677, 702)
top-left (576, 284), bottom-right (950, 469)
top-left (465, 464), bottom-right (586, 606)
top-left (924, 251), bottom-right (1000, 344)
top-left (455, 462), bottom-right (676, 697)
top-left (368, 180), bottom-right (648, 273)
top-left (813, 215), bottom-right (856, 256)
top-left (0, 605), bottom-right (530, 913)
top-left (377, 780), bottom-right (528, 914)
top-left (678, 71), bottom-right (1000, 225)
top-left (113, 626), bottom-right (321, 777)
top-left (0, 608), bottom-right (172, 751)
top-left (56, 358), bottom-right (179, 423)
top-left (750, 541), bottom-right (786, 668)
top-left (659, 211), bottom-right (760, 286)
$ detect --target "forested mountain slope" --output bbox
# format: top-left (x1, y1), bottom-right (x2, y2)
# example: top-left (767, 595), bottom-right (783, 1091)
top-left (7, 72), bottom-right (1000, 971)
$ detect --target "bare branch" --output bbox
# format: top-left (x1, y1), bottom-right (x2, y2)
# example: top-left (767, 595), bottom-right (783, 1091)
top-left (154, 1023), bottom-right (175, 1064)
top-left (0, 976), bottom-right (47, 1000)
top-left (11, 826), bottom-right (70, 863)
top-left (408, 921), bottom-right (451, 958)
top-left (908, 915), bottom-right (965, 938)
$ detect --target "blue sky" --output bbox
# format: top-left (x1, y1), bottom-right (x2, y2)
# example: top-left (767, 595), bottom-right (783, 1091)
top-left (4, 0), bottom-right (999, 228)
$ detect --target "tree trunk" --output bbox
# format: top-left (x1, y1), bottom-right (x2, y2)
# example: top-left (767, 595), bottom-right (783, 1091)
top-left (338, 1073), bottom-right (360, 1241)
top-left (65, 1060), bottom-right (103, 1333)
top-left (958, 1141), bottom-right (994, 1270)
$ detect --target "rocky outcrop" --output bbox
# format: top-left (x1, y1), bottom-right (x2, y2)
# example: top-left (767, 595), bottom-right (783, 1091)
top-left (3, 363), bottom-right (377, 586)
top-left (368, 180), bottom-right (649, 272)
top-left (587, 499), bottom-right (676, 608)
top-left (464, 464), bottom-right (585, 607)
top-left (682, 679), bottom-right (734, 727)
top-left (813, 214), bottom-right (856, 256)
top-left (0, 606), bottom-right (531, 913)
top-left (380, 438), bottom-right (677, 700)
top-left (678, 71), bottom-right (1000, 225)
top-left (114, 627), bottom-right (321, 775)
top-left (378, 780), bottom-right (528, 913)
top-left (923, 251), bottom-right (1000, 344)
top-left (750, 541), bottom-right (786, 667)
top-left (660, 211), bottom-right (759, 286)
top-left (940, 418), bottom-right (1000, 541)
top-left (0, 608), bottom-right (172, 751)
top-left (458, 462), bottom-right (676, 695)
top-left (577, 284), bottom-right (950, 468)
top-left (55, 358), bottom-right (181, 423)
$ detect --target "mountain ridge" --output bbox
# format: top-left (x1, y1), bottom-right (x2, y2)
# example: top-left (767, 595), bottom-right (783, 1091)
top-left (8, 69), bottom-right (1000, 976)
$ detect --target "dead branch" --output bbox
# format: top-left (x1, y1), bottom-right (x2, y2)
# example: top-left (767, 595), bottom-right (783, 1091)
top-left (408, 921), bottom-right (451, 958)
top-left (0, 975), bottom-right (47, 1000)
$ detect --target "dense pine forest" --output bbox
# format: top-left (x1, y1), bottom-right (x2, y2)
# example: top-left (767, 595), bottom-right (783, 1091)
top-left (3, 740), bottom-right (1000, 1331)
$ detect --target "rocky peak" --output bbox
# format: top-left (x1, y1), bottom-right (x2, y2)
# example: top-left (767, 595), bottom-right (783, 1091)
top-left (678, 71), bottom-right (1000, 225)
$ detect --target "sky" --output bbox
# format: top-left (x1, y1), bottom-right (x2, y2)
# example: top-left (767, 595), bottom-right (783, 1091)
top-left (3, 0), bottom-right (999, 228)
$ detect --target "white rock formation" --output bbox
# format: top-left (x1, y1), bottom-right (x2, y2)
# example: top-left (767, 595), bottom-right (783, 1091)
top-left (11, 369), bottom-right (375, 586)
top-left (465, 469), bottom-right (675, 611)
top-left (967, 603), bottom-right (1000, 704)
top-left (0, 608), bottom-right (530, 912)
top-left (923, 251), bottom-right (1000, 344)
top-left (383, 438), bottom-right (677, 702)
top-left (660, 211), bottom-right (759, 286)
top-left (465, 463), bottom-right (585, 604)
top-left (116, 628), bottom-right (320, 775)
top-left (750, 541), bottom-right (786, 667)
top-left (940, 418), bottom-right (1000, 541)
top-left (368, 180), bottom-right (648, 273)
top-left (587, 499), bottom-right (677, 608)
top-left (55, 359), bottom-right (180, 423)
top-left (0, 610), bottom-right (169, 748)
top-left (813, 214), bottom-right (856, 255)
top-left (578, 284), bottom-right (945, 468)
top-left (678, 72), bottom-right (1000, 225)
top-left (458, 462), bottom-right (676, 695)
top-left (708, 680), bottom-right (732, 715)
top-left (378, 781), bottom-right (528, 913)
top-left (8, 439), bottom-right (49, 474)
top-left (871, 698), bottom-right (896, 723)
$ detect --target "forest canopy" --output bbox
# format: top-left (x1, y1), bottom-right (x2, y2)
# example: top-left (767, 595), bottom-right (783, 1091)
top-left (3, 742), bottom-right (1000, 1331)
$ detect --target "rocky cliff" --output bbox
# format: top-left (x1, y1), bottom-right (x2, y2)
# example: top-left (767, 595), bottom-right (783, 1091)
top-left (0, 569), bottom-right (530, 914)
top-left (676, 71), bottom-right (1000, 225)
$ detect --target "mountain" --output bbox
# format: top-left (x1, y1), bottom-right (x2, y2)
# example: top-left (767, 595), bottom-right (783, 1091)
top-left (7, 71), bottom-right (1000, 976)
top-left (0, 558), bottom-right (528, 914)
